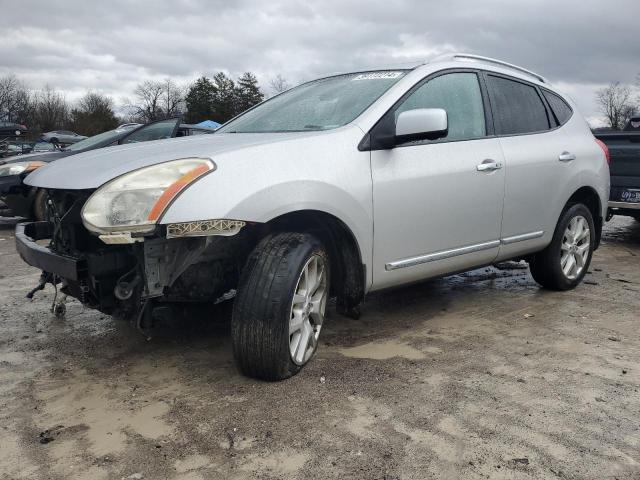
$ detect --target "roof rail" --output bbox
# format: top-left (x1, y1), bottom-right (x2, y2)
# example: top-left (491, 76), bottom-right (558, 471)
top-left (430, 53), bottom-right (546, 83)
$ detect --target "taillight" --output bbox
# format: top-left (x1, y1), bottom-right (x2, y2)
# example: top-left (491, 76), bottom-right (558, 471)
top-left (595, 139), bottom-right (610, 165)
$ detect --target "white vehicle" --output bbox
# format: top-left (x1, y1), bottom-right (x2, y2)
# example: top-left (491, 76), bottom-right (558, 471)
top-left (17, 54), bottom-right (609, 380)
top-left (41, 130), bottom-right (88, 145)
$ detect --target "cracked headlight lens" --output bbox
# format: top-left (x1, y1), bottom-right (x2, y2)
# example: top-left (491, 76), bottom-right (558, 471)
top-left (81, 158), bottom-right (215, 234)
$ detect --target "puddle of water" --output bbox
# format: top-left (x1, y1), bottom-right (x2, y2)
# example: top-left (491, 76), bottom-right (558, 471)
top-left (339, 340), bottom-right (426, 360)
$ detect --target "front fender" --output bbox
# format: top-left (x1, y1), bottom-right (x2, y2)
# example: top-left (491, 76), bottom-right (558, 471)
top-left (163, 179), bottom-right (372, 266)
top-left (160, 133), bottom-right (374, 288)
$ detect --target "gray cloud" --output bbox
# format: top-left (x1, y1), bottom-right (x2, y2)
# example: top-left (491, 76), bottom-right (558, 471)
top-left (1, 0), bottom-right (638, 121)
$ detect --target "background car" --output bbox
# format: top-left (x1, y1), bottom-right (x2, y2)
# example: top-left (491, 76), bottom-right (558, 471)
top-left (41, 130), bottom-right (87, 144)
top-left (0, 117), bottom-right (215, 219)
top-left (0, 141), bottom-right (33, 158)
top-left (31, 142), bottom-right (57, 153)
top-left (0, 121), bottom-right (28, 138)
top-left (595, 118), bottom-right (640, 220)
top-left (117, 122), bottom-right (143, 130)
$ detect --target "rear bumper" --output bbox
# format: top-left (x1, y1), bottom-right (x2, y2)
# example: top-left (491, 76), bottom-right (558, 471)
top-left (609, 201), bottom-right (640, 210)
top-left (15, 222), bottom-right (85, 280)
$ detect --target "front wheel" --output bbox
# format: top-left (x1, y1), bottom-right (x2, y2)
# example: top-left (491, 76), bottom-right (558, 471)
top-left (32, 189), bottom-right (48, 221)
top-left (529, 204), bottom-right (595, 290)
top-left (231, 232), bottom-right (330, 380)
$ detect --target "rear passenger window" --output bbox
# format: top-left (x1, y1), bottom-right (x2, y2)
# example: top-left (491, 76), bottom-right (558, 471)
top-left (542, 90), bottom-right (573, 126)
top-left (487, 75), bottom-right (550, 135)
top-left (395, 72), bottom-right (486, 142)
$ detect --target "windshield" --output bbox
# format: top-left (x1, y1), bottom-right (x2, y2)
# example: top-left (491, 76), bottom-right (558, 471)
top-left (64, 128), bottom-right (126, 151)
top-left (218, 70), bottom-right (408, 133)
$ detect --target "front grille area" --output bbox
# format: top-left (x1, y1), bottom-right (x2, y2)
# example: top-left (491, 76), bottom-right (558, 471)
top-left (42, 189), bottom-right (139, 314)
top-left (45, 189), bottom-right (102, 256)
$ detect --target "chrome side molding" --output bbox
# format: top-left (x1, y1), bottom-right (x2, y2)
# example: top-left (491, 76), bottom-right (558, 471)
top-left (500, 230), bottom-right (544, 245)
top-left (385, 240), bottom-right (500, 271)
top-left (386, 231), bottom-right (544, 271)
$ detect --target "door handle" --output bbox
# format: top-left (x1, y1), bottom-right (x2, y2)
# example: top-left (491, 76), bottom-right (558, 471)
top-left (476, 159), bottom-right (503, 172)
top-left (558, 151), bottom-right (576, 162)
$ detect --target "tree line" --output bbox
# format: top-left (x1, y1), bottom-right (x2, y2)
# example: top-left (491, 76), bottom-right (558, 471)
top-left (0, 71), bottom-right (290, 138)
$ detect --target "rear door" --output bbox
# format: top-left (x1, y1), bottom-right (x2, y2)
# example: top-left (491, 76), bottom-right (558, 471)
top-left (370, 71), bottom-right (506, 290)
top-left (485, 73), bottom-right (570, 259)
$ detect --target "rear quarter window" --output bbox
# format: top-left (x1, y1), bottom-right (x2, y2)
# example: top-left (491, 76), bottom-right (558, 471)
top-left (542, 90), bottom-right (573, 126)
top-left (487, 75), bottom-right (550, 135)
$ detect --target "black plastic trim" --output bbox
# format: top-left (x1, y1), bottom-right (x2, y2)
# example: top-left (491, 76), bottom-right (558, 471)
top-left (15, 222), bottom-right (85, 280)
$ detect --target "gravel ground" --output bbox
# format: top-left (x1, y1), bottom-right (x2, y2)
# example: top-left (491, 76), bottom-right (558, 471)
top-left (0, 216), bottom-right (638, 480)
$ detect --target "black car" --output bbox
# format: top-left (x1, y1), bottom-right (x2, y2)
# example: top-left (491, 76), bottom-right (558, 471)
top-left (0, 121), bottom-right (28, 139)
top-left (0, 117), bottom-right (214, 219)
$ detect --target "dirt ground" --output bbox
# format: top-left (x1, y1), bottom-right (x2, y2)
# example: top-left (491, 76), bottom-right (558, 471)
top-left (0, 217), bottom-right (638, 480)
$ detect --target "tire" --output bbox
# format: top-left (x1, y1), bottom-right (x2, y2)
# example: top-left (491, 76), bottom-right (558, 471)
top-left (529, 203), bottom-right (595, 290)
top-left (231, 232), bottom-right (330, 381)
top-left (32, 189), bottom-right (48, 221)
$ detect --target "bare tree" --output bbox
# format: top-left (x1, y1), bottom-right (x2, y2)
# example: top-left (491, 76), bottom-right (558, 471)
top-left (70, 91), bottom-right (118, 136)
top-left (125, 79), bottom-right (184, 123)
top-left (33, 85), bottom-right (69, 132)
top-left (0, 75), bottom-right (31, 123)
top-left (596, 82), bottom-right (637, 130)
top-left (268, 74), bottom-right (290, 95)
top-left (160, 78), bottom-right (184, 118)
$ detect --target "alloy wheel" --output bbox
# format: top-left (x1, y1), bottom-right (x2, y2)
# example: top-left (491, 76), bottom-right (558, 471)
top-left (560, 215), bottom-right (591, 280)
top-left (289, 254), bottom-right (327, 366)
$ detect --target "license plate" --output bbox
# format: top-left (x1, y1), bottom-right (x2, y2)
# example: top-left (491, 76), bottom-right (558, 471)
top-left (621, 189), bottom-right (640, 203)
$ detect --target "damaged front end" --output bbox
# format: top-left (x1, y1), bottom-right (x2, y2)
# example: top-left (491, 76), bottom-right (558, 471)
top-left (16, 188), bottom-right (254, 328)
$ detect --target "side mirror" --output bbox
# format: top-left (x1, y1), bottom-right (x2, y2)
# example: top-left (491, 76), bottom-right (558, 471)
top-left (395, 108), bottom-right (448, 143)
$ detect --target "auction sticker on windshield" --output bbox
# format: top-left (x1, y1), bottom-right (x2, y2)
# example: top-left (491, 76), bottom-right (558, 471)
top-left (352, 72), bottom-right (404, 80)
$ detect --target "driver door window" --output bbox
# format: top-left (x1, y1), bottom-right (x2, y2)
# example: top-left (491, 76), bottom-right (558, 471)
top-left (395, 72), bottom-right (486, 142)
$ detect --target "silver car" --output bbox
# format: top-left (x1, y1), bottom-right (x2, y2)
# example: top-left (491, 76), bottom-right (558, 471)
top-left (41, 130), bottom-right (87, 145)
top-left (17, 54), bottom-right (609, 380)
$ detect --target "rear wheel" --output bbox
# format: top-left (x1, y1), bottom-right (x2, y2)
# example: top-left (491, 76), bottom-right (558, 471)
top-left (529, 204), bottom-right (594, 290)
top-left (231, 232), bottom-right (329, 380)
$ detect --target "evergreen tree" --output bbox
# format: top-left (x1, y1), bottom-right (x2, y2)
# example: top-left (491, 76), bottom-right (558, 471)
top-left (211, 72), bottom-right (237, 122)
top-left (235, 72), bottom-right (264, 114)
top-left (185, 76), bottom-right (217, 124)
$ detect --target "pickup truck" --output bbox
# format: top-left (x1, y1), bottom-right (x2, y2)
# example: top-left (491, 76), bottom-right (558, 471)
top-left (595, 117), bottom-right (640, 220)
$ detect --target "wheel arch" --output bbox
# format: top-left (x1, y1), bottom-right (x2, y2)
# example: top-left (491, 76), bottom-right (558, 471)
top-left (262, 209), bottom-right (366, 312)
top-left (563, 186), bottom-right (603, 249)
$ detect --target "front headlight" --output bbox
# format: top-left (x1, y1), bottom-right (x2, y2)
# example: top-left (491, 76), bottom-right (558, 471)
top-left (81, 158), bottom-right (215, 234)
top-left (0, 161), bottom-right (44, 177)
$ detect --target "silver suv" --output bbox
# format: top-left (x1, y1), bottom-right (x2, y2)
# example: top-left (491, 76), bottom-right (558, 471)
top-left (17, 54), bottom-right (609, 380)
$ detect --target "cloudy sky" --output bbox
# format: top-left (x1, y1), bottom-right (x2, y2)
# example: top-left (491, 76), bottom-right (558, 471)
top-left (2, 0), bottom-right (639, 124)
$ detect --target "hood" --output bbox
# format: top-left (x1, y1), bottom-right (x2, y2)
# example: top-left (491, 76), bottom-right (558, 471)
top-left (25, 132), bottom-right (324, 190)
top-left (0, 151), bottom-right (70, 166)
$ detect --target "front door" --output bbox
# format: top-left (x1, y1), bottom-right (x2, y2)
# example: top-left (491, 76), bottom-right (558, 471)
top-left (370, 71), bottom-right (506, 290)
